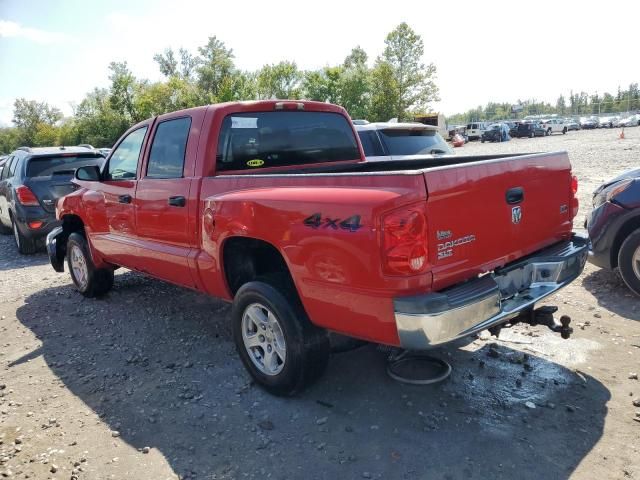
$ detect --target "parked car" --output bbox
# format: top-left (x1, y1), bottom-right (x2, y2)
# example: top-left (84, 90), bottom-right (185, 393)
top-left (0, 146), bottom-right (104, 254)
top-left (598, 116), bottom-right (619, 128)
top-left (565, 119), bottom-right (580, 131)
top-left (481, 123), bottom-right (510, 143)
top-left (465, 122), bottom-right (489, 140)
top-left (515, 122), bottom-right (547, 138)
top-left (587, 168), bottom-right (640, 295)
top-left (355, 122), bottom-right (453, 160)
top-left (619, 114), bottom-right (640, 127)
top-left (47, 100), bottom-right (586, 395)
top-left (541, 118), bottom-right (569, 135)
top-left (580, 117), bottom-right (598, 129)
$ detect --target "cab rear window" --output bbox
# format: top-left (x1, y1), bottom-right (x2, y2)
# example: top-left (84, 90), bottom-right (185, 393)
top-left (216, 111), bottom-right (360, 172)
top-left (26, 155), bottom-right (103, 177)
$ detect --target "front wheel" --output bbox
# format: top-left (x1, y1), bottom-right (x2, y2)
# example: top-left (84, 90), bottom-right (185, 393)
top-left (618, 229), bottom-right (640, 296)
top-left (13, 219), bottom-right (37, 254)
top-left (563, 127), bottom-right (567, 134)
top-left (67, 232), bottom-right (114, 297)
top-left (232, 276), bottom-right (330, 396)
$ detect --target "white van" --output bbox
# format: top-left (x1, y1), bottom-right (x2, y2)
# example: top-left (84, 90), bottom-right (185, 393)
top-left (466, 122), bottom-right (489, 140)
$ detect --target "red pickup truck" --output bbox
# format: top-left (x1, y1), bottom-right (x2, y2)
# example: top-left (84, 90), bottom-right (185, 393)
top-left (46, 100), bottom-right (588, 395)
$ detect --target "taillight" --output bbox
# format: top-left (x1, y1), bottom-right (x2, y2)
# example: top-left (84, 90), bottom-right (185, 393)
top-left (382, 203), bottom-right (429, 275)
top-left (15, 185), bottom-right (39, 206)
top-left (571, 175), bottom-right (578, 195)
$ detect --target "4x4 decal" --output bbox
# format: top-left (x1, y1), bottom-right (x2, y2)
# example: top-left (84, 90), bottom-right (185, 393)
top-left (303, 213), bottom-right (362, 232)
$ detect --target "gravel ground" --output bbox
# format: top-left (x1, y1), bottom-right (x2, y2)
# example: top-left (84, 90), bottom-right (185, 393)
top-left (1, 127), bottom-right (640, 480)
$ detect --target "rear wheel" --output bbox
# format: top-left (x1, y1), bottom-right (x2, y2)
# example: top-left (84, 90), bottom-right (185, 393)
top-left (563, 127), bottom-right (567, 134)
top-left (529, 132), bottom-right (534, 138)
top-left (618, 229), bottom-right (640, 296)
top-left (232, 275), bottom-right (330, 396)
top-left (67, 232), bottom-right (114, 297)
top-left (12, 218), bottom-right (37, 254)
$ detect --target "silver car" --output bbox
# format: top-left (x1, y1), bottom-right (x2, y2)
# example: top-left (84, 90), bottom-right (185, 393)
top-left (354, 121), bottom-right (453, 161)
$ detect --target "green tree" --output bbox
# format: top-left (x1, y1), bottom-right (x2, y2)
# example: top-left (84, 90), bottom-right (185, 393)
top-left (256, 61), bottom-right (301, 99)
top-left (108, 62), bottom-right (140, 121)
top-left (153, 48), bottom-right (179, 77)
top-left (556, 95), bottom-right (566, 115)
top-left (196, 36), bottom-right (235, 101)
top-left (12, 98), bottom-right (62, 146)
top-left (381, 23), bottom-right (439, 120)
top-left (339, 47), bottom-right (371, 119)
top-left (369, 61), bottom-right (399, 121)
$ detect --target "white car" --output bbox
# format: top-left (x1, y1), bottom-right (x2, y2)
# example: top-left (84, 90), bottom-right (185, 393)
top-left (619, 114), bottom-right (640, 127)
top-left (540, 118), bottom-right (569, 135)
top-left (465, 122), bottom-right (490, 141)
top-left (355, 122), bottom-right (453, 161)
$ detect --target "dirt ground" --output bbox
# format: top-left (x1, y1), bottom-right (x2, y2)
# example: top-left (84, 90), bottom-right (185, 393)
top-left (1, 127), bottom-right (639, 480)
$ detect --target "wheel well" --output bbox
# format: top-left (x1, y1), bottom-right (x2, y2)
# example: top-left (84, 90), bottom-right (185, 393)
top-left (611, 216), bottom-right (640, 268)
top-left (59, 215), bottom-right (86, 257)
top-left (223, 237), bottom-right (292, 296)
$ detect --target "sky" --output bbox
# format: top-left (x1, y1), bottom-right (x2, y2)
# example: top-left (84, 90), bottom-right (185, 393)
top-left (1, 0), bottom-right (639, 126)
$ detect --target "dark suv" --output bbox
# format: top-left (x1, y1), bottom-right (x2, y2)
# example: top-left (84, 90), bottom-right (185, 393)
top-left (515, 122), bottom-right (547, 138)
top-left (586, 168), bottom-right (640, 295)
top-left (0, 147), bottom-right (104, 254)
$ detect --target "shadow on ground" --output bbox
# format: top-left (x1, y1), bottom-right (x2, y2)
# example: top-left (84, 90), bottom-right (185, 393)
top-left (582, 267), bottom-right (640, 320)
top-left (14, 273), bottom-right (610, 480)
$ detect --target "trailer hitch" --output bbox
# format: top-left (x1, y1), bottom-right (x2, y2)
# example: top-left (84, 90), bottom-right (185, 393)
top-left (516, 306), bottom-right (573, 339)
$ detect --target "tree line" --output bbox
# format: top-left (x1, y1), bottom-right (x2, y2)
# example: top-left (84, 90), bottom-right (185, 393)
top-left (0, 23), bottom-right (439, 153)
top-left (448, 84), bottom-right (640, 124)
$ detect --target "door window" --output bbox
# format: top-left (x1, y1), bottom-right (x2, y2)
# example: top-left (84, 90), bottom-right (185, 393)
top-left (7, 157), bottom-right (18, 178)
top-left (107, 127), bottom-right (148, 180)
top-left (146, 117), bottom-right (191, 179)
top-left (1, 156), bottom-right (13, 179)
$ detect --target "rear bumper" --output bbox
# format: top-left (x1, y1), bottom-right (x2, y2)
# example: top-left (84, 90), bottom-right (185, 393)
top-left (13, 210), bottom-right (60, 240)
top-left (393, 234), bottom-right (589, 350)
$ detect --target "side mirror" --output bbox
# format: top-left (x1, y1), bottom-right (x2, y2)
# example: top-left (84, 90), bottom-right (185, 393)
top-left (75, 165), bottom-right (101, 181)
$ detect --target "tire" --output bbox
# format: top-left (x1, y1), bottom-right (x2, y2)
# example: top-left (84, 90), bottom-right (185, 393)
top-left (617, 229), bottom-right (640, 296)
top-left (12, 218), bottom-right (37, 254)
top-left (547, 128), bottom-right (552, 136)
top-left (232, 275), bottom-right (330, 396)
top-left (529, 132), bottom-right (534, 138)
top-left (481, 139), bottom-right (485, 143)
top-left (563, 127), bottom-right (567, 134)
top-left (66, 232), bottom-right (114, 297)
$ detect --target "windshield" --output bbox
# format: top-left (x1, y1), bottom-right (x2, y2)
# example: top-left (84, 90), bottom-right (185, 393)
top-left (216, 111), bottom-right (360, 171)
top-left (26, 155), bottom-right (103, 178)
top-left (378, 129), bottom-right (451, 155)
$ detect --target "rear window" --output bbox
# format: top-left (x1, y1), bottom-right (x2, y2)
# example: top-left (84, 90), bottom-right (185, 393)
top-left (378, 129), bottom-right (448, 155)
top-left (216, 111), bottom-right (360, 172)
top-left (357, 130), bottom-right (384, 157)
top-left (26, 155), bottom-right (103, 178)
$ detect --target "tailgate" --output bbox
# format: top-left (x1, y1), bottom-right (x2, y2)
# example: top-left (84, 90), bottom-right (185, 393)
top-left (423, 152), bottom-right (574, 290)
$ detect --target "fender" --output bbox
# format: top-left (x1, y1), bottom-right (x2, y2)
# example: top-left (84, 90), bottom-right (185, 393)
top-left (55, 187), bottom-right (110, 269)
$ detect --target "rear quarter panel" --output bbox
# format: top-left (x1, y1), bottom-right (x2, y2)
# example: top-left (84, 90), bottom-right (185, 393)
top-left (194, 173), bottom-right (429, 345)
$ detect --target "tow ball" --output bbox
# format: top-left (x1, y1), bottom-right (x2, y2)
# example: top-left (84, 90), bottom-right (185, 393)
top-left (517, 305), bottom-right (573, 339)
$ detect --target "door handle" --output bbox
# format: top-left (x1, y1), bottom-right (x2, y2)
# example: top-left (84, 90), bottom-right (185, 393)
top-left (168, 196), bottom-right (186, 207)
top-left (118, 194), bottom-right (132, 204)
top-left (505, 187), bottom-right (524, 204)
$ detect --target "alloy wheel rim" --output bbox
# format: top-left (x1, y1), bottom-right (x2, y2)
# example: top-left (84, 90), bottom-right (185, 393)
top-left (241, 303), bottom-right (286, 376)
top-left (632, 246), bottom-right (640, 280)
top-left (70, 245), bottom-right (89, 290)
